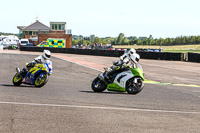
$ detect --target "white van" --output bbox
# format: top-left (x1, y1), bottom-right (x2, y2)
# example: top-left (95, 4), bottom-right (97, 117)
top-left (20, 39), bottom-right (29, 46)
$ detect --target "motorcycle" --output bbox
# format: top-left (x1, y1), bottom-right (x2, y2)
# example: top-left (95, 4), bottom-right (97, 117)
top-left (91, 64), bottom-right (144, 94)
top-left (12, 62), bottom-right (53, 87)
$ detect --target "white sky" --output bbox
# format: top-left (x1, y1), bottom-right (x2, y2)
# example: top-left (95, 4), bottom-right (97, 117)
top-left (1, 0), bottom-right (200, 38)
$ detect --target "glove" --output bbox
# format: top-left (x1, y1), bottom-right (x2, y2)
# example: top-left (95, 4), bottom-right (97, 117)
top-left (27, 62), bottom-right (36, 67)
top-left (34, 58), bottom-right (41, 63)
top-left (113, 60), bottom-right (122, 66)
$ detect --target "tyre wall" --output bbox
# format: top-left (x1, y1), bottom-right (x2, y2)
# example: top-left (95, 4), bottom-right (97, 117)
top-left (20, 46), bottom-right (185, 61)
top-left (188, 53), bottom-right (200, 63)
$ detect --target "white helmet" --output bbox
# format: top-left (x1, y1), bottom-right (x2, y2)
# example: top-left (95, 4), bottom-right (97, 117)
top-left (128, 48), bottom-right (136, 54)
top-left (43, 50), bottom-right (51, 60)
top-left (129, 53), bottom-right (140, 64)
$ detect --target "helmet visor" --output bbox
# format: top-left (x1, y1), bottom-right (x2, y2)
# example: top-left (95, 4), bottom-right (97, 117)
top-left (135, 57), bottom-right (139, 63)
top-left (45, 53), bottom-right (51, 58)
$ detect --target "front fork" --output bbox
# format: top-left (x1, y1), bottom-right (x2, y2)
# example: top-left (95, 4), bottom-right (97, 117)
top-left (16, 68), bottom-right (21, 75)
top-left (98, 72), bottom-right (109, 85)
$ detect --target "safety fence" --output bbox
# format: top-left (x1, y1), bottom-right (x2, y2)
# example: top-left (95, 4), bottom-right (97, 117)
top-left (19, 46), bottom-right (196, 62)
top-left (188, 53), bottom-right (200, 63)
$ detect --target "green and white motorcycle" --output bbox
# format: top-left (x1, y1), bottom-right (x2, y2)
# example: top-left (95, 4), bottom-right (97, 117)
top-left (91, 64), bottom-right (144, 94)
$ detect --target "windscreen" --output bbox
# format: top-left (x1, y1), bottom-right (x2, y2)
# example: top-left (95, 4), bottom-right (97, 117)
top-left (137, 64), bottom-right (143, 73)
top-left (21, 41), bottom-right (28, 44)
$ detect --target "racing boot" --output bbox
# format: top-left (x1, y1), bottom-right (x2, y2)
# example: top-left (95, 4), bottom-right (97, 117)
top-left (21, 68), bottom-right (28, 77)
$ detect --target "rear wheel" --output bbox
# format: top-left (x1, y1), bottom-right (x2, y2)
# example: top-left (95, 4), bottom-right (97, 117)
top-left (13, 73), bottom-right (22, 86)
top-left (126, 78), bottom-right (144, 94)
top-left (35, 73), bottom-right (49, 87)
top-left (91, 77), bottom-right (107, 92)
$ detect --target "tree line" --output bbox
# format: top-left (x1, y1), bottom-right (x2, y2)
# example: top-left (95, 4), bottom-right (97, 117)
top-left (0, 32), bottom-right (19, 37)
top-left (72, 33), bottom-right (200, 46)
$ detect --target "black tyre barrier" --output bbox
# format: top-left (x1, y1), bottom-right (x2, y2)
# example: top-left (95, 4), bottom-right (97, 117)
top-left (20, 46), bottom-right (186, 61)
top-left (188, 53), bottom-right (200, 63)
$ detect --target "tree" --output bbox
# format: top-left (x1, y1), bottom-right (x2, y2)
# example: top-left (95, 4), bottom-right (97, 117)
top-left (90, 35), bottom-right (95, 42)
top-left (128, 36), bottom-right (137, 41)
top-left (122, 37), bottom-right (129, 45)
top-left (116, 33), bottom-right (125, 45)
top-left (94, 37), bottom-right (102, 44)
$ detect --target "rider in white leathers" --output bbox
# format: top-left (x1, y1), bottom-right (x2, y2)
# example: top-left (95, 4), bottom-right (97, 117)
top-left (105, 48), bottom-right (139, 81)
top-left (21, 50), bottom-right (52, 77)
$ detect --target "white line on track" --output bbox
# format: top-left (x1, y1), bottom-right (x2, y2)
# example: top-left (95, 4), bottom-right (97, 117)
top-left (0, 101), bottom-right (200, 115)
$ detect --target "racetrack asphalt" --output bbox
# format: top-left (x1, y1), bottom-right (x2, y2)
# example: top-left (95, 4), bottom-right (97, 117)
top-left (0, 52), bottom-right (200, 133)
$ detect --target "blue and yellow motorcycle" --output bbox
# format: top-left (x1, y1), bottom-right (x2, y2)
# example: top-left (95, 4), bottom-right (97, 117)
top-left (13, 62), bottom-right (53, 87)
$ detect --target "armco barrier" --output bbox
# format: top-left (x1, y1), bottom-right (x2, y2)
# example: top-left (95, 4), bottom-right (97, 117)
top-left (20, 46), bottom-right (185, 61)
top-left (188, 53), bottom-right (200, 63)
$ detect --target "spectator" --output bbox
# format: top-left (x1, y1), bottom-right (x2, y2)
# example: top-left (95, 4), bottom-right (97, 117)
top-left (91, 43), bottom-right (94, 49)
top-left (95, 43), bottom-right (98, 49)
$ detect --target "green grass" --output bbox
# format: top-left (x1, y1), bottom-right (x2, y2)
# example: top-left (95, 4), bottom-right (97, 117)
top-left (163, 50), bottom-right (200, 53)
top-left (113, 44), bottom-right (200, 53)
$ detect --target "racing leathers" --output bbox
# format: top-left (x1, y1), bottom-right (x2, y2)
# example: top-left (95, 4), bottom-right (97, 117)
top-left (105, 53), bottom-right (136, 82)
top-left (27, 55), bottom-right (51, 68)
top-left (22, 55), bottom-right (52, 77)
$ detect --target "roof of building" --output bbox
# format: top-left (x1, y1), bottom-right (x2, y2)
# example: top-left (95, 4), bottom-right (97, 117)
top-left (17, 26), bottom-right (26, 30)
top-left (50, 22), bottom-right (66, 24)
top-left (19, 20), bottom-right (50, 31)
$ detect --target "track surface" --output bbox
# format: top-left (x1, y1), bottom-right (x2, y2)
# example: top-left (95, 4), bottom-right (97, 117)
top-left (0, 54), bottom-right (200, 133)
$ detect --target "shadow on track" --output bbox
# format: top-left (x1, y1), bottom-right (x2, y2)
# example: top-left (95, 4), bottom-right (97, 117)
top-left (0, 84), bottom-right (36, 88)
top-left (79, 90), bottom-right (128, 95)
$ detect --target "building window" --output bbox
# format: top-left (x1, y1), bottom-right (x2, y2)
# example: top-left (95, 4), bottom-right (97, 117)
top-left (51, 23), bottom-right (65, 31)
top-left (29, 31), bottom-right (32, 35)
top-left (59, 24), bottom-right (61, 30)
top-left (24, 31), bottom-right (28, 35)
top-left (33, 31), bottom-right (37, 35)
top-left (52, 24), bottom-right (55, 30)
top-left (61, 24), bottom-right (65, 30)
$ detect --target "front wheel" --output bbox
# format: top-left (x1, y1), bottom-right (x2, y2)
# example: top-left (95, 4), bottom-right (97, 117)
top-left (126, 78), bottom-right (144, 94)
top-left (35, 73), bottom-right (49, 87)
top-left (13, 73), bottom-right (22, 86)
top-left (91, 77), bottom-right (107, 92)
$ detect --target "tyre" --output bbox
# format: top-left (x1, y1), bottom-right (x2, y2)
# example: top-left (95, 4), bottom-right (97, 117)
top-left (91, 77), bottom-right (107, 92)
top-left (35, 73), bottom-right (49, 87)
top-left (126, 77), bottom-right (144, 94)
top-left (13, 73), bottom-right (22, 86)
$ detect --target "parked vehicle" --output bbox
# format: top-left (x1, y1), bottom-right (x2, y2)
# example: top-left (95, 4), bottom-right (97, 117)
top-left (37, 41), bottom-right (47, 46)
top-left (13, 62), bottom-right (53, 87)
top-left (20, 39), bottom-right (29, 46)
top-left (1, 37), bottom-right (19, 49)
top-left (37, 38), bottom-right (65, 48)
top-left (0, 42), bottom-right (3, 50)
top-left (91, 64), bottom-right (144, 94)
top-left (26, 43), bottom-right (34, 46)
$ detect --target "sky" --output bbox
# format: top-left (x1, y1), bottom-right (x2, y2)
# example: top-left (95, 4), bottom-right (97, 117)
top-left (1, 0), bottom-right (200, 38)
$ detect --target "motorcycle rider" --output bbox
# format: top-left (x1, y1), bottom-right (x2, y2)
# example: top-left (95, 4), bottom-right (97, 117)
top-left (21, 50), bottom-right (52, 78)
top-left (113, 48), bottom-right (136, 66)
top-left (105, 48), bottom-right (139, 82)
